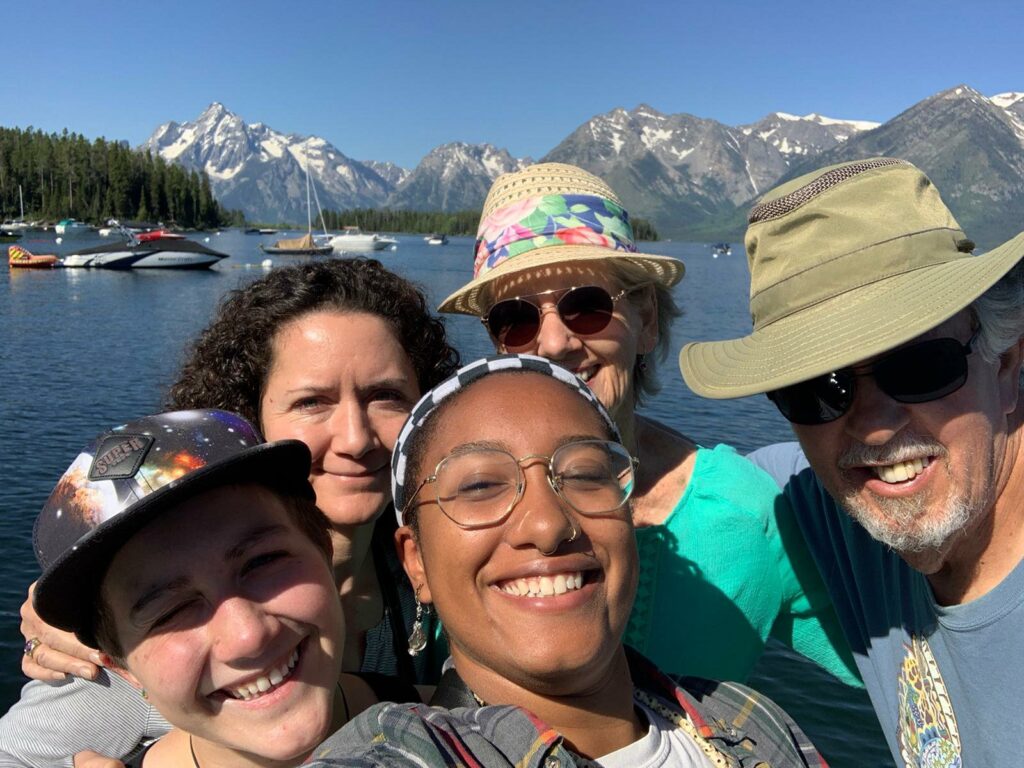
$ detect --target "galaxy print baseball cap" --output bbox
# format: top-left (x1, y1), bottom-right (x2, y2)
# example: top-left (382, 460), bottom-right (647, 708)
top-left (33, 409), bottom-right (313, 646)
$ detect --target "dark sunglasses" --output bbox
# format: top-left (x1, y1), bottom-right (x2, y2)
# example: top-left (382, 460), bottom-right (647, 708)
top-left (767, 330), bottom-right (980, 425)
top-left (481, 285), bottom-right (630, 350)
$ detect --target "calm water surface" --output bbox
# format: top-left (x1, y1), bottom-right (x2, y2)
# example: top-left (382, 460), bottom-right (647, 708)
top-left (0, 230), bottom-right (892, 765)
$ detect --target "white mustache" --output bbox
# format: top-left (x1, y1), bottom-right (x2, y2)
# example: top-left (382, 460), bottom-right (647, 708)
top-left (837, 437), bottom-right (946, 469)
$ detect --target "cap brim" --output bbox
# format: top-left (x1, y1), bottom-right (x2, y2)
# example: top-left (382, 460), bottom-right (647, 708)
top-left (438, 245), bottom-right (685, 315)
top-left (680, 231), bottom-right (1024, 399)
top-left (34, 439), bottom-right (313, 646)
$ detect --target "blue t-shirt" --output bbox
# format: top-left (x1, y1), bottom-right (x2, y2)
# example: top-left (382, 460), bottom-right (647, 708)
top-left (750, 442), bottom-right (1024, 768)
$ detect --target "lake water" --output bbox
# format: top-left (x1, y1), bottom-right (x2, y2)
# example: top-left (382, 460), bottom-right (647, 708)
top-left (0, 230), bottom-right (894, 765)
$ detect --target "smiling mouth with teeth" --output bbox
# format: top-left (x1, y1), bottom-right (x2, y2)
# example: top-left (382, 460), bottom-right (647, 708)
top-left (226, 648), bottom-right (300, 701)
top-left (874, 457), bottom-right (931, 484)
top-left (577, 369), bottom-right (595, 383)
top-left (497, 572), bottom-right (585, 597)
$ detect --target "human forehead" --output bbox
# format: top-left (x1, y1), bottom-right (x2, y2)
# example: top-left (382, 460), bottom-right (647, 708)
top-left (490, 264), bottom-right (617, 302)
top-left (103, 484), bottom-right (296, 595)
top-left (424, 373), bottom-right (611, 458)
top-left (268, 309), bottom-right (413, 378)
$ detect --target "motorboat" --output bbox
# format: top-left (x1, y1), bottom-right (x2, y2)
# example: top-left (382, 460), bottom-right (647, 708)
top-left (426, 233), bottom-right (448, 246)
top-left (8, 244), bottom-right (58, 269)
top-left (0, 228), bottom-right (22, 243)
top-left (55, 218), bottom-right (93, 236)
top-left (61, 235), bottom-right (228, 269)
top-left (328, 226), bottom-right (398, 252)
top-left (711, 242), bottom-right (732, 257)
top-left (244, 227), bottom-right (279, 235)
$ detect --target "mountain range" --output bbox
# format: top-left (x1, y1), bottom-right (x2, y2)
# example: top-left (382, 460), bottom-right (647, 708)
top-left (144, 86), bottom-right (1024, 249)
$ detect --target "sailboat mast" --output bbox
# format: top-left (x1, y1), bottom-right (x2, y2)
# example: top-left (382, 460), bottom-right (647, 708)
top-left (19, 185), bottom-right (24, 220)
top-left (304, 149), bottom-right (313, 235)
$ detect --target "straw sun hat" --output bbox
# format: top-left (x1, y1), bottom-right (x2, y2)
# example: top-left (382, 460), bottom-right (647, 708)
top-left (438, 163), bottom-right (684, 315)
top-left (680, 157), bottom-right (1024, 399)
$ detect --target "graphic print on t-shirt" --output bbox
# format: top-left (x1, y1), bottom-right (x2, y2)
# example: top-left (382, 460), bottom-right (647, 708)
top-left (897, 635), bottom-right (961, 768)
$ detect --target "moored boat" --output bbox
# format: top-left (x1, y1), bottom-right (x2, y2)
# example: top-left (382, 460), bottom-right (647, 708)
top-left (61, 237), bottom-right (228, 269)
top-left (0, 228), bottom-right (22, 243)
top-left (259, 233), bottom-right (333, 256)
top-left (8, 244), bottom-right (58, 269)
top-left (55, 219), bottom-right (93, 236)
top-left (328, 226), bottom-right (397, 252)
top-left (426, 233), bottom-right (448, 245)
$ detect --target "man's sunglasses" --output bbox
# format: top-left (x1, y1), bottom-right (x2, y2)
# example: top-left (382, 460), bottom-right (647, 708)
top-left (481, 285), bottom-right (631, 350)
top-left (767, 330), bottom-right (980, 425)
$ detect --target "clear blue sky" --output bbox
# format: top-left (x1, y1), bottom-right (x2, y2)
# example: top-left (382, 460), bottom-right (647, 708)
top-left (4, 0), bottom-right (1021, 169)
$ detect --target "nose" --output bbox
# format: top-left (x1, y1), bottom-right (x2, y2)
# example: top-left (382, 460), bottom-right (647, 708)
top-left (209, 595), bottom-right (278, 663)
top-left (533, 303), bottom-right (583, 360)
top-left (504, 463), bottom-right (578, 555)
top-left (327, 399), bottom-right (377, 459)
top-left (842, 375), bottom-right (911, 446)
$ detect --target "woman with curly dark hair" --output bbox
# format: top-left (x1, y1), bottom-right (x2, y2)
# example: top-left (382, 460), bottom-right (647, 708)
top-left (6, 258), bottom-right (459, 765)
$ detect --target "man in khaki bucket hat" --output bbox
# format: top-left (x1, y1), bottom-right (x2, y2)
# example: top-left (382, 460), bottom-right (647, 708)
top-left (681, 157), bottom-right (1024, 766)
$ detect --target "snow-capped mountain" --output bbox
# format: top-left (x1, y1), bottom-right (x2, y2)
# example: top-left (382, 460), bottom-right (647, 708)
top-left (140, 89), bottom-right (1024, 245)
top-left (541, 104), bottom-right (878, 233)
top-left (386, 142), bottom-right (532, 211)
top-left (143, 103), bottom-right (393, 222)
top-left (991, 91), bottom-right (1024, 122)
top-left (361, 160), bottom-right (411, 188)
top-left (785, 85), bottom-right (1024, 250)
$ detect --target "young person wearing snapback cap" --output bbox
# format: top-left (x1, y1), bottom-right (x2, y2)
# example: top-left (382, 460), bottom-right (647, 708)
top-left (680, 158), bottom-right (1024, 766)
top-left (25, 409), bottom-right (386, 767)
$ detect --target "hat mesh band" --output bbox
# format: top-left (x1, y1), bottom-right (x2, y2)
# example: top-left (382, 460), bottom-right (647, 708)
top-left (748, 158), bottom-right (907, 224)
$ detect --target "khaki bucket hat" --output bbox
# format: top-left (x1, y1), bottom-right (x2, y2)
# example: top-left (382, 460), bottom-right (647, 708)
top-left (438, 163), bottom-right (684, 315)
top-left (680, 157), bottom-right (1024, 399)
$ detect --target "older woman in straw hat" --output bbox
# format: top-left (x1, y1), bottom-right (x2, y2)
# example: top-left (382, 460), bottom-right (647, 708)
top-left (437, 163), bottom-right (858, 688)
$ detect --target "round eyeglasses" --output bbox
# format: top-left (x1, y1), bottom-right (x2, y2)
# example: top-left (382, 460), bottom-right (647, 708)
top-left (402, 439), bottom-right (638, 529)
top-left (481, 285), bottom-right (633, 351)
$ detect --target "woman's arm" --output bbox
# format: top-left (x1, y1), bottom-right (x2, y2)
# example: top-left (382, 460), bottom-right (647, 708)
top-left (0, 672), bottom-right (168, 767)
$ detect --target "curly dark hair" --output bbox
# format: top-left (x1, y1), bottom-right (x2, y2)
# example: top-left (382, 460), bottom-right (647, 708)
top-left (166, 258), bottom-right (460, 425)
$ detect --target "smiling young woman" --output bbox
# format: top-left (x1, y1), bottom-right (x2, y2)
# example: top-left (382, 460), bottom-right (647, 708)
top-left (310, 355), bottom-right (827, 767)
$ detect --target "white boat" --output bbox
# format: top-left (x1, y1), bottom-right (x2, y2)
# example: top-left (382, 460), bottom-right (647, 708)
top-left (61, 229), bottom-right (228, 270)
top-left (55, 218), bottom-right (93, 236)
top-left (3, 186), bottom-right (32, 231)
top-left (328, 226), bottom-right (398, 252)
top-left (427, 233), bottom-right (448, 246)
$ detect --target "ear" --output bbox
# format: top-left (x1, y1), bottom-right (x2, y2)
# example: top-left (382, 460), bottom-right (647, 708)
top-left (635, 284), bottom-right (659, 354)
top-left (997, 336), bottom-right (1024, 415)
top-left (395, 525), bottom-right (432, 605)
top-left (105, 660), bottom-right (142, 690)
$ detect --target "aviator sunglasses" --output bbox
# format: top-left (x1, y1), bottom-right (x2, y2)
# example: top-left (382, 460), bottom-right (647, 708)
top-left (482, 285), bottom-right (632, 350)
top-left (767, 330), bottom-right (980, 425)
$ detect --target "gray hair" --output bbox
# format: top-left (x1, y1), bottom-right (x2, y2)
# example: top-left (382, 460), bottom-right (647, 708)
top-left (970, 259), bottom-right (1024, 383)
top-left (601, 260), bottom-right (682, 406)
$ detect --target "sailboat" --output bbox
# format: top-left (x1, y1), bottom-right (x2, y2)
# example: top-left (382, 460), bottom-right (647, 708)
top-left (2, 186), bottom-right (33, 231)
top-left (260, 150), bottom-right (333, 256)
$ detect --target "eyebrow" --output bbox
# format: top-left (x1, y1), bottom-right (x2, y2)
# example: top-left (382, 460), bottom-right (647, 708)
top-left (128, 524), bottom-right (288, 621)
top-left (281, 376), bottom-right (415, 397)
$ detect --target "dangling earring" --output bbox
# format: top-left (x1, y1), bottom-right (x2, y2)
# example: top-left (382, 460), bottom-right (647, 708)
top-left (637, 353), bottom-right (649, 372)
top-left (140, 688), bottom-right (148, 701)
top-left (408, 585), bottom-right (428, 656)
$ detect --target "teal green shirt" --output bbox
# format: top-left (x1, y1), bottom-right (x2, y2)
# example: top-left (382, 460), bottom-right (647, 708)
top-left (625, 444), bottom-right (860, 687)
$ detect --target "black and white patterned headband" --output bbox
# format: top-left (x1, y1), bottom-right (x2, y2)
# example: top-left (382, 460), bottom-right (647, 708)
top-left (391, 354), bottom-right (621, 525)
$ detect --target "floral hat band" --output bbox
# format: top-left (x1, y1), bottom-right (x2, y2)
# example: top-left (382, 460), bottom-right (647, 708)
top-left (472, 193), bottom-right (639, 279)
